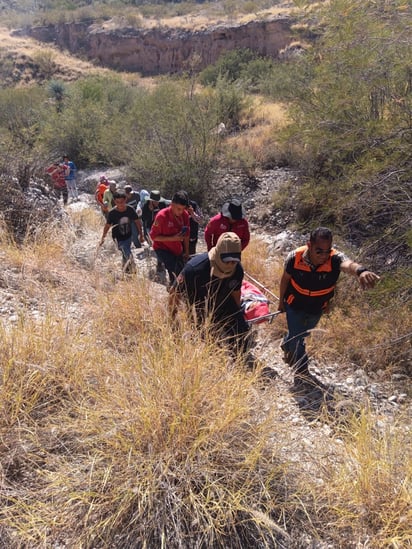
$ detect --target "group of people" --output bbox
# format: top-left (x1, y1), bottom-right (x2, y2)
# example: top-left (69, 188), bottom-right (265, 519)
top-left (45, 155), bottom-right (78, 205)
top-left (97, 177), bottom-right (380, 386)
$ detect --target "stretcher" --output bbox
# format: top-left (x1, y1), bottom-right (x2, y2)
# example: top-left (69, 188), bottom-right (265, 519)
top-left (241, 278), bottom-right (282, 325)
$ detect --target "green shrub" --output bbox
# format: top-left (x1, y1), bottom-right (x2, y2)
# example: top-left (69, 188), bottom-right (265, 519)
top-left (199, 48), bottom-right (259, 86)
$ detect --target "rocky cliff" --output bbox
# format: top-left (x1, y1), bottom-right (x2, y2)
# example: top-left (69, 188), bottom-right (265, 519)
top-left (21, 16), bottom-right (295, 75)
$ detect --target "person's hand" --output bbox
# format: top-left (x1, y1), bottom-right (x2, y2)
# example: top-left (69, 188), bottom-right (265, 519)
top-left (277, 301), bottom-right (285, 313)
top-left (183, 253), bottom-right (189, 263)
top-left (359, 271), bottom-right (380, 290)
top-left (139, 235), bottom-right (145, 243)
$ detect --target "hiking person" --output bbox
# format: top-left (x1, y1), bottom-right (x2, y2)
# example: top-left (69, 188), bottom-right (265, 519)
top-left (102, 180), bottom-right (117, 213)
top-left (63, 155), bottom-right (78, 202)
top-left (99, 190), bottom-right (145, 272)
top-left (125, 184), bottom-right (143, 249)
top-left (169, 231), bottom-right (251, 356)
top-left (141, 189), bottom-right (170, 240)
top-left (46, 162), bottom-right (69, 205)
top-left (149, 190), bottom-right (190, 285)
top-left (95, 175), bottom-right (109, 218)
top-left (278, 227), bottom-right (380, 387)
top-left (182, 191), bottom-right (203, 255)
top-left (205, 199), bottom-right (250, 251)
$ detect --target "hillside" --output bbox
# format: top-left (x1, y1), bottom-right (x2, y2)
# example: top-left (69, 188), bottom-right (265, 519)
top-left (0, 1), bottom-right (411, 546)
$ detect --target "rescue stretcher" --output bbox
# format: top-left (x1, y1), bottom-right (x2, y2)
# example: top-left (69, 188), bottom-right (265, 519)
top-left (241, 273), bottom-right (282, 326)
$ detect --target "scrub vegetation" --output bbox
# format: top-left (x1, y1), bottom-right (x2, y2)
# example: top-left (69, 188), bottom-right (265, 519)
top-left (0, 0), bottom-right (410, 546)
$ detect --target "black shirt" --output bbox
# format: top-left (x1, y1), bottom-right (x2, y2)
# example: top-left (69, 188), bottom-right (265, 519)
top-left (107, 206), bottom-right (138, 241)
top-left (175, 253), bottom-right (243, 318)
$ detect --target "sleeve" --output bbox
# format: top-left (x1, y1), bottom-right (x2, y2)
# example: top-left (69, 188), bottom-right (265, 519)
top-left (204, 220), bottom-right (213, 250)
top-left (332, 251), bottom-right (348, 268)
top-left (284, 251), bottom-right (295, 274)
top-left (231, 264), bottom-right (244, 292)
top-left (149, 210), bottom-right (164, 240)
top-left (174, 266), bottom-right (190, 294)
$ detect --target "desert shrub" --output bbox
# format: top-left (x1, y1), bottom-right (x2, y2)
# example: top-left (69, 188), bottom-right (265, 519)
top-left (124, 79), bottom-right (228, 201)
top-left (199, 48), bottom-right (259, 86)
top-left (0, 87), bottom-right (50, 188)
top-left (32, 49), bottom-right (57, 79)
top-left (272, 0), bottom-right (412, 269)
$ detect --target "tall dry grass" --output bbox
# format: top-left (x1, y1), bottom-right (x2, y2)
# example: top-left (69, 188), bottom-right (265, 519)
top-left (308, 409), bottom-right (412, 548)
top-left (0, 213), bottom-right (410, 547)
top-left (0, 221), bottom-right (296, 547)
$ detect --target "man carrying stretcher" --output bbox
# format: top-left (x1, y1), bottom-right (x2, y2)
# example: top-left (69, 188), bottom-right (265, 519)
top-left (168, 232), bottom-right (252, 356)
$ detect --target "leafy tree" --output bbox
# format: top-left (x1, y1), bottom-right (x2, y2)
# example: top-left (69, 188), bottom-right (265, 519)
top-left (0, 87), bottom-right (49, 188)
top-left (125, 80), bottom-right (225, 201)
top-left (277, 0), bottom-right (411, 266)
top-left (199, 48), bottom-right (259, 86)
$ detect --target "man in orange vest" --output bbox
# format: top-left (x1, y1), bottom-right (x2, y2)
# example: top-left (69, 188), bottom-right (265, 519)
top-left (278, 227), bottom-right (379, 387)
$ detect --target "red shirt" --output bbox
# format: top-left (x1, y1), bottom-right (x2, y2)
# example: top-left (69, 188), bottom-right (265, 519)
top-left (150, 206), bottom-right (190, 256)
top-left (204, 213), bottom-right (250, 250)
top-left (46, 164), bottom-right (67, 189)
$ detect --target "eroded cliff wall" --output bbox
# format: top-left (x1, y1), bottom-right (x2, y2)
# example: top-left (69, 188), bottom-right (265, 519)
top-left (23, 17), bottom-right (295, 75)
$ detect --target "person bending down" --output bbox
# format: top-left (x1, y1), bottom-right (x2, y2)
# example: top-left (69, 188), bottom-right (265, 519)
top-left (169, 231), bottom-right (251, 356)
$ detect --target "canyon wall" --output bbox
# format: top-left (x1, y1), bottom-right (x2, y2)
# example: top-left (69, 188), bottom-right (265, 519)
top-left (22, 17), bottom-right (295, 75)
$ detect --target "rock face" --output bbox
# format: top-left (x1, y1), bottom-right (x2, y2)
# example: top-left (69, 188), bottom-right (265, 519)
top-left (21, 17), bottom-right (295, 75)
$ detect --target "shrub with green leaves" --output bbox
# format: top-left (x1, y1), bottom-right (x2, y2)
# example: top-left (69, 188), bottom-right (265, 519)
top-left (275, 0), bottom-right (412, 267)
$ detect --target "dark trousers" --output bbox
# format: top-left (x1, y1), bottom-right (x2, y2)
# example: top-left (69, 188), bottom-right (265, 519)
top-left (54, 186), bottom-right (68, 205)
top-left (154, 249), bottom-right (184, 285)
top-left (282, 303), bottom-right (322, 374)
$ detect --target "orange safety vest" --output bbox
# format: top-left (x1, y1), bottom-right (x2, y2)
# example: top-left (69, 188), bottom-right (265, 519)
top-left (285, 246), bottom-right (340, 312)
top-left (95, 182), bottom-right (108, 206)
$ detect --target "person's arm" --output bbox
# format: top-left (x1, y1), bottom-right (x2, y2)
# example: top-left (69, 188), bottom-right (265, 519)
top-left (99, 222), bottom-right (111, 245)
top-left (340, 259), bottom-right (380, 289)
top-left (204, 221), bottom-right (213, 250)
top-left (188, 204), bottom-right (203, 224)
top-left (278, 270), bottom-right (292, 312)
top-left (134, 219), bottom-right (145, 242)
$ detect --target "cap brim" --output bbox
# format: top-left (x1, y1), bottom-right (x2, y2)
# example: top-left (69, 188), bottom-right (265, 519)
top-left (221, 256), bottom-right (241, 263)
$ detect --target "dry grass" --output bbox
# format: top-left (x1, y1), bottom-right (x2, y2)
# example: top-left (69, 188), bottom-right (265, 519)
top-left (308, 274), bottom-right (412, 377)
top-left (0, 214), bottom-right (410, 547)
top-left (225, 98), bottom-right (289, 171)
top-left (311, 409), bottom-right (412, 548)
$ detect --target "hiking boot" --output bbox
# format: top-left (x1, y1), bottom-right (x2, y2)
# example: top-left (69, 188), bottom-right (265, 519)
top-left (280, 343), bottom-right (294, 365)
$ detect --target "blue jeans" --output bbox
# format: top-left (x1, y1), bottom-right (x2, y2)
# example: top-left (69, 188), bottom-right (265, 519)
top-left (282, 303), bottom-right (322, 374)
top-left (116, 237), bottom-right (132, 264)
top-left (154, 249), bottom-right (184, 285)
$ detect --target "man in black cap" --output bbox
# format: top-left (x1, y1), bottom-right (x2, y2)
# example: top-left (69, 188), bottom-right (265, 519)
top-left (141, 189), bottom-right (170, 240)
top-left (204, 198), bottom-right (250, 251)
